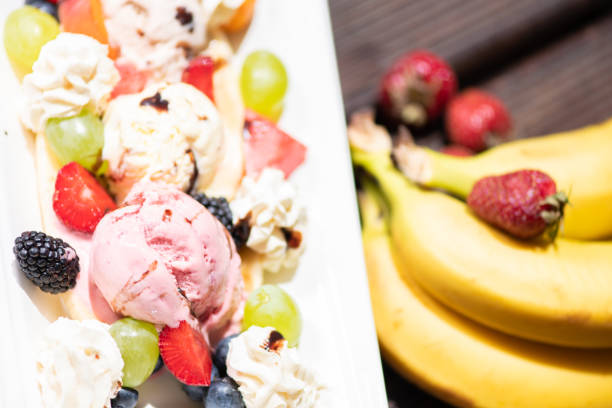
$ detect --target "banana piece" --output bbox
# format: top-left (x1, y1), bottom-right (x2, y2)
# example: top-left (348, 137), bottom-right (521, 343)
top-left (349, 114), bottom-right (612, 348)
top-left (205, 62), bottom-right (245, 200)
top-left (393, 118), bottom-right (612, 240)
top-left (239, 248), bottom-right (264, 293)
top-left (359, 187), bottom-right (612, 408)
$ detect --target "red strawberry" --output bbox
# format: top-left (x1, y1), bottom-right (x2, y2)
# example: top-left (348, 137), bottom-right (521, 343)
top-left (53, 162), bottom-right (117, 233)
top-left (244, 110), bottom-right (307, 178)
top-left (111, 62), bottom-right (149, 99)
top-left (446, 89), bottom-right (512, 152)
top-left (380, 50), bottom-right (457, 127)
top-left (467, 170), bottom-right (568, 240)
top-left (159, 321), bottom-right (213, 386)
top-left (441, 144), bottom-right (474, 157)
top-left (182, 56), bottom-right (215, 102)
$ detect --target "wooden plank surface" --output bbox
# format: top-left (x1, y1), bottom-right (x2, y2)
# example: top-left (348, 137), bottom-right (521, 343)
top-left (329, 0), bottom-right (612, 406)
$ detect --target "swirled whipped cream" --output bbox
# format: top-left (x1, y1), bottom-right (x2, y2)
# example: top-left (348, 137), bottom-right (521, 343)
top-left (102, 82), bottom-right (225, 202)
top-left (230, 168), bottom-right (306, 274)
top-left (227, 326), bottom-right (324, 408)
top-left (101, 0), bottom-right (208, 84)
top-left (36, 318), bottom-right (124, 408)
top-left (21, 33), bottom-right (119, 134)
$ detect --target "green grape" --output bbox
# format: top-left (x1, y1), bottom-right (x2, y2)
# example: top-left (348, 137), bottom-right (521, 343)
top-left (45, 109), bottom-right (104, 172)
top-left (240, 50), bottom-right (288, 121)
top-left (109, 318), bottom-right (159, 388)
top-left (242, 284), bottom-right (302, 347)
top-left (4, 6), bottom-right (60, 79)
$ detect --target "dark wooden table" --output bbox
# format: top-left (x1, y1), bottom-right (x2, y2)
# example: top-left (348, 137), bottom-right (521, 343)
top-left (328, 0), bottom-right (612, 406)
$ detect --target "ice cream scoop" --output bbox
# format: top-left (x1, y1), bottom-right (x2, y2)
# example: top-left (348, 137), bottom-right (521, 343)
top-left (102, 82), bottom-right (225, 202)
top-left (101, 0), bottom-right (208, 84)
top-left (91, 182), bottom-right (245, 345)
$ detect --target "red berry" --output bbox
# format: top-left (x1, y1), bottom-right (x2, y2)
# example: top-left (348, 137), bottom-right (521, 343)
top-left (446, 89), bottom-right (512, 152)
top-left (467, 170), bottom-right (568, 240)
top-left (159, 321), bottom-right (213, 386)
top-left (182, 56), bottom-right (215, 102)
top-left (440, 144), bottom-right (474, 157)
top-left (244, 110), bottom-right (307, 178)
top-left (53, 162), bottom-right (117, 233)
top-left (380, 50), bottom-right (457, 126)
top-left (111, 62), bottom-right (149, 99)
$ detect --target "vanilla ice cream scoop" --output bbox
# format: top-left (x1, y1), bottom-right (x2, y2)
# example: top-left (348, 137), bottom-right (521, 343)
top-left (36, 318), bottom-right (124, 408)
top-left (21, 33), bottom-right (119, 134)
top-left (101, 0), bottom-right (208, 84)
top-left (227, 326), bottom-right (325, 408)
top-left (102, 82), bottom-right (225, 202)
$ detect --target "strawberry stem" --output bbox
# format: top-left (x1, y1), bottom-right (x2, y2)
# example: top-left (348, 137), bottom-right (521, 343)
top-left (401, 103), bottom-right (427, 127)
top-left (541, 191), bottom-right (569, 241)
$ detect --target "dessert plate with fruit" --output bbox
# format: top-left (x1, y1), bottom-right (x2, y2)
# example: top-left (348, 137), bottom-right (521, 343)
top-left (0, 0), bottom-right (387, 407)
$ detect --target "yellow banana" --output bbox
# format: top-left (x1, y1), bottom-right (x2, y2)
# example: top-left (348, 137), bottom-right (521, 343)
top-left (348, 113), bottom-right (612, 348)
top-left (392, 118), bottom-right (612, 240)
top-left (359, 187), bottom-right (612, 408)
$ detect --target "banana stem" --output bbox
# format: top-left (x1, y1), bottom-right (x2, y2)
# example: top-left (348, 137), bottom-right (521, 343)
top-left (352, 148), bottom-right (411, 210)
top-left (425, 150), bottom-right (477, 198)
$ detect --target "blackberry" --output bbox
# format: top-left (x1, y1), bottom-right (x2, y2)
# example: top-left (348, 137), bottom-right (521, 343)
top-left (191, 193), bottom-right (234, 233)
top-left (13, 231), bottom-right (79, 294)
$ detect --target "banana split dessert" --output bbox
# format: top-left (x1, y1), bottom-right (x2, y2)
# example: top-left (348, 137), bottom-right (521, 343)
top-left (5, 0), bottom-right (323, 406)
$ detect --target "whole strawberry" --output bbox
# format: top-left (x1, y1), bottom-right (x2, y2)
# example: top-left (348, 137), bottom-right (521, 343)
top-left (446, 89), bottom-right (512, 151)
top-left (467, 170), bottom-right (568, 240)
top-left (380, 50), bottom-right (457, 127)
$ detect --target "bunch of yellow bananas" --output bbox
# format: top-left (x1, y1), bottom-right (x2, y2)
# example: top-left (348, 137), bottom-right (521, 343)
top-left (350, 112), bottom-right (612, 407)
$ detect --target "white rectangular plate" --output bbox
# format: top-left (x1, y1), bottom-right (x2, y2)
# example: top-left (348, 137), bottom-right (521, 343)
top-left (0, 1), bottom-right (388, 407)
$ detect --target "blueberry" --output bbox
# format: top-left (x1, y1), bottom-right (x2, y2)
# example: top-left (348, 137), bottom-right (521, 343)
top-left (153, 355), bottom-right (164, 373)
top-left (182, 384), bottom-right (207, 402)
top-left (181, 364), bottom-right (220, 401)
top-left (214, 334), bottom-right (238, 376)
top-left (111, 387), bottom-right (138, 408)
top-left (25, 0), bottom-right (58, 20)
top-left (205, 378), bottom-right (245, 408)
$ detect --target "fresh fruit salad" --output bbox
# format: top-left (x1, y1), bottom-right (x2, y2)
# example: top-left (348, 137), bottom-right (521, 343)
top-left (5, 1), bottom-right (325, 406)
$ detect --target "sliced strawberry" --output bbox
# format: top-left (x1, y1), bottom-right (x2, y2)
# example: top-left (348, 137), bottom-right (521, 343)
top-left (111, 62), bottom-right (149, 99)
top-left (244, 110), bottom-right (307, 178)
top-left (159, 321), bottom-right (213, 386)
top-left (59, 0), bottom-right (118, 58)
top-left (53, 162), bottom-right (117, 233)
top-left (182, 56), bottom-right (215, 102)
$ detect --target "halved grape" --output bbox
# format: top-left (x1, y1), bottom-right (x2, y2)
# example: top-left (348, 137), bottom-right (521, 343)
top-left (242, 284), bottom-right (301, 347)
top-left (109, 318), bottom-right (159, 388)
top-left (240, 50), bottom-right (288, 121)
top-left (45, 109), bottom-right (104, 172)
top-left (4, 6), bottom-right (60, 79)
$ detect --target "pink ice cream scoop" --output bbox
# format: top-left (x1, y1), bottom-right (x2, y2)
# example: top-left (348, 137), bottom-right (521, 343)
top-left (91, 182), bottom-right (245, 346)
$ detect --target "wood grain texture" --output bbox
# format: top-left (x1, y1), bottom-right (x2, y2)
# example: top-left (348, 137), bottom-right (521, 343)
top-left (331, 0), bottom-right (612, 136)
top-left (329, 1), bottom-right (612, 406)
